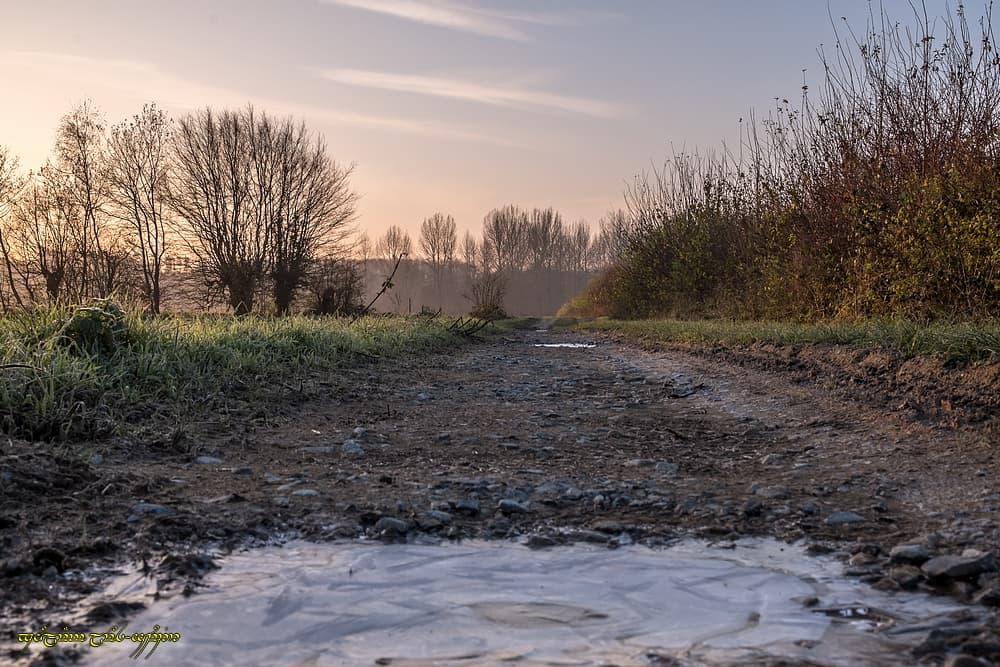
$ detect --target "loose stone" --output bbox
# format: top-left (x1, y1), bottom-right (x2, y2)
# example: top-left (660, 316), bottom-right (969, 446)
top-left (889, 543), bottom-right (932, 565)
top-left (127, 503), bottom-right (175, 523)
top-left (300, 446), bottom-right (337, 454)
top-left (498, 499), bottom-right (531, 514)
top-left (456, 499), bottom-right (481, 516)
top-left (825, 511), bottom-right (864, 526)
top-left (341, 439), bottom-right (364, 456)
top-left (589, 519), bottom-right (625, 534)
top-left (756, 485), bottom-right (791, 500)
top-left (922, 553), bottom-right (998, 580)
top-left (654, 462), bottom-right (679, 475)
top-left (373, 517), bottom-right (409, 537)
top-left (425, 510), bottom-right (452, 525)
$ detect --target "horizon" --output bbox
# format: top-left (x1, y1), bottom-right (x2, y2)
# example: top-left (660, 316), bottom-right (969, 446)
top-left (0, 0), bottom-right (982, 240)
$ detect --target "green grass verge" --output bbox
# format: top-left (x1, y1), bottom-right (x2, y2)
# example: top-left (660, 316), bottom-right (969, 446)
top-left (0, 308), bottom-right (463, 441)
top-left (575, 318), bottom-right (1000, 363)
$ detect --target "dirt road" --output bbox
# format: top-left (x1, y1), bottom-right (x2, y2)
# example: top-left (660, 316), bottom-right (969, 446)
top-left (3, 327), bottom-right (999, 665)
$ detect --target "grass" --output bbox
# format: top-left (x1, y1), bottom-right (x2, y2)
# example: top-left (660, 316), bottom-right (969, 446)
top-left (574, 318), bottom-right (1000, 364)
top-left (0, 307), bottom-right (465, 441)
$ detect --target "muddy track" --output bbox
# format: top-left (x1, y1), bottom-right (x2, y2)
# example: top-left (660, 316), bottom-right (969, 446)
top-left (2, 328), bottom-right (999, 665)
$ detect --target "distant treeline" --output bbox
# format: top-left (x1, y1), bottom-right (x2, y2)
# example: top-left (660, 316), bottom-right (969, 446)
top-left (0, 106), bottom-right (615, 317)
top-left (359, 207), bottom-right (615, 316)
top-left (565, 3), bottom-right (1000, 321)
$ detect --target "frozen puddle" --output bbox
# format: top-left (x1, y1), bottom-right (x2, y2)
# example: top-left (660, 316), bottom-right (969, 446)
top-left (533, 343), bottom-right (596, 348)
top-left (82, 539), bottom-right (964, 666)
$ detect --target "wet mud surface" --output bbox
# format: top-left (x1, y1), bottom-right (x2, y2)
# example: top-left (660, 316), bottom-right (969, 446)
top-left (2, 328), bottom-right (999, 666)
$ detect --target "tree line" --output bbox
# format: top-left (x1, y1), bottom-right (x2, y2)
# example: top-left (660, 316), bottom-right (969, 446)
top-left (0, 102), bottom-right (356, 315)
top-left (0, 101), bottom-right (623, 317)
top-left (360, 206), bottom-right (620, 316)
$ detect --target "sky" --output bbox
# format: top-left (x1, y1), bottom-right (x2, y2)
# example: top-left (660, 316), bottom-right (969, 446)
top-left (0, 0), bottom-right (985, 240)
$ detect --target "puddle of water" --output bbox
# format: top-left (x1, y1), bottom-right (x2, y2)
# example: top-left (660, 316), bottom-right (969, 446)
top-left (78, 539), bottom-right (963, 667)
top-left (533, 343), bottom-right (596, 349)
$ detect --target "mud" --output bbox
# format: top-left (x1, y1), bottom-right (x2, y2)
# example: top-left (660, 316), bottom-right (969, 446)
top-left (2, 327), bottom-right (999, 666)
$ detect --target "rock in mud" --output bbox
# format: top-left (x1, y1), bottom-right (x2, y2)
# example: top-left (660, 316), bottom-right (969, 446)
top-left (498, 498), bottom-right (531, 514)
top-left (890, 543), bottom-right (932, 565)
top-left (591, 519), bottom-right (626, 534)
top-left (825, 511), bottom-right (864, 526)
top-left (425, 510), bottom-right (452, 525)
top-left (888, 565), bottom-right (924, 589)
top-left (922, 552), bottom-right (998, 580)
top-left (300, 446), bottom-right (337, 454)
top-left (755, 485), bottom-right (791, 499)
top-left (654, 461), bottom-right (679, 475)
top-left (456, 498), bottom-right (481, 516)
top-left (743, 499), bottom-right (764, 517)
top-left (972, 581), bottom-right (1000, 606)
top-left (526, 534), bottom-right (560, 549)
top-left (799, 502), bottom-right (819, 515)
top-left (609, 532), bottom-right (634, 548)
top-left (373, 517), bottom-right (409, 538)
top-left (341, 439), bottom-right (364, 456)
top-left (127, 502), bottom-right (175, 522)
top-left (292, 489), bottom-right (318, 497)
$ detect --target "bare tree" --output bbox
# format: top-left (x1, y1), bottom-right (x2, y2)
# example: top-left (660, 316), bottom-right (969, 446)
top-left (54, 100), bottom-right (121, 297)
top-left (355, 231), bottom-right (373, 264)
top-left (170, 106), bottom-right (354, 314)
top-left (9, 170), bottom-right (76, 303)
top-left (565, 220), bottom-right (592, 272)
top-left (526, 207), bottom-right (564, 271)
top-left (593, 209), bottom-right (630, 267)
top-left (0, 147), bottom-right (24, 308)
top-left (418, 212), bottom-right (456, 292)
top-left (171, 107), bottom-right (264, 314)
top-left (482, 205), bottom-right (529, 273)
top-left (375, 224), bottom-right (412, 259)
top-left (261, 112), bottom-right (357, 315)
top-left (106, 104), bottom-right (171, 313)
top-left (461, 229), bottom-right (478, 278)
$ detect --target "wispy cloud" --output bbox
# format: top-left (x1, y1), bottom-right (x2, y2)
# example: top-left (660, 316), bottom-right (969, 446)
top-left (321, 0), bottom-right (528, 40)
top-left (463, 5), bottom-right (622, 28)
top-left (314, 68), bottom-right (628, 118)
top-left (0, 50), bottom-right (511, 145)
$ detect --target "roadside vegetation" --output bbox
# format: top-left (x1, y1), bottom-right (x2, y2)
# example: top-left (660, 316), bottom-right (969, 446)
top-left (571, 317), bottom-right (1000, 364)
top-left (0, 304), bottom-right (462, 441)
top-left (566, 3), bottom-right (1000, 323)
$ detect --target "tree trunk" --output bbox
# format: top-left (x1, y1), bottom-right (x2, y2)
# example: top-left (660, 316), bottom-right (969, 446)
top-left (228, 282), bottom-right (254, 316)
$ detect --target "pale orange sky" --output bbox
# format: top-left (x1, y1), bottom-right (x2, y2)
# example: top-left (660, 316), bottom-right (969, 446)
top-left (0, 0), bottom-right (964, 240)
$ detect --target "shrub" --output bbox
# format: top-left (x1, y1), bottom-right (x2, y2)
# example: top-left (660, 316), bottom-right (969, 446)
top-left (581, 3), bottom-right (1000, 322)
top-left (58, 299), bottom-right (129, 354)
